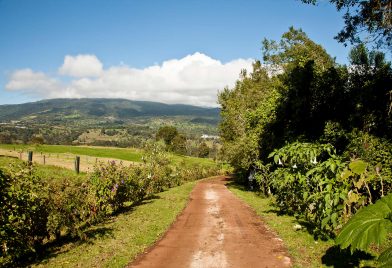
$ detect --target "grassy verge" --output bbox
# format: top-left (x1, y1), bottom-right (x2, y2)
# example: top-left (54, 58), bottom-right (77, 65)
top-left (227, 183), bottom-right (381, 268)
top-left (31, 181), bottom-right (196, 268)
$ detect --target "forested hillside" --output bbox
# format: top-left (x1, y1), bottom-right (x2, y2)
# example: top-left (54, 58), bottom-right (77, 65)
top-left (0, 98), bottom-right (219, 121)
top-left (0, 98), bottom-right (220, 147)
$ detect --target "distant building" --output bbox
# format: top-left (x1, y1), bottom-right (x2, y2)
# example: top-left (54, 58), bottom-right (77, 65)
top-left (201, 134), bottom-right (220, 140)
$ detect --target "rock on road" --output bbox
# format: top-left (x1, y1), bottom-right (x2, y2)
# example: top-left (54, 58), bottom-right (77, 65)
top-left (128, 176), bottom-right (291, 268)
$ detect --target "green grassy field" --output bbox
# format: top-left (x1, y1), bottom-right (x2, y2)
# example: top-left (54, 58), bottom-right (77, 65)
top-left (0, 144), bottom-right (142, 162)
top-left (0, 144), bottom-right (216, 167)
top-left (228, 183), bottom-right (379, 268)
top-left (32, 181), bottom-right (196, 268)
top-left (0, 156), bottom-right (86, 180)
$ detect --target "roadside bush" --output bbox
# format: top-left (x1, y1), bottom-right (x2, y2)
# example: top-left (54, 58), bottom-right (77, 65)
top-left (345, 131), bottom-right (392, 192)
top-left (46, 177), bottom-right (93, 240)
top-left (268, 142), bottom-right (390, 236)
top-left (0, 163), bottom-right (48, 265)
top-left (90, 161), bottom-right (132, 214)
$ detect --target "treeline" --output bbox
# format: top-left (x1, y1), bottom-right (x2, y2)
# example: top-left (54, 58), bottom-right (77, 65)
top-left (155, 125), bottom-right (219, 158)
top-left (219, 27), bottom-right (391, 259)
top-left (0, 125), bottom-right (151, 147)
top-left (0, 142), bottom-right (221, 266)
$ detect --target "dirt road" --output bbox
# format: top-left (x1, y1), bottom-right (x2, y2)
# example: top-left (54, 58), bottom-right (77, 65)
top-left (129, 176), bottom-right (291, 268)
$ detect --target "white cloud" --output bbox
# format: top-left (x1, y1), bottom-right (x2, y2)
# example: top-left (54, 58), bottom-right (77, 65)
top-left (6, 52), bottom-right (254, 107)
top-left (6, 69), bottom-right (61, 95)
top-left (59, 54), bottom-right (103, 77)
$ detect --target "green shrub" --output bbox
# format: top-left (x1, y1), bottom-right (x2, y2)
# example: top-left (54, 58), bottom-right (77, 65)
top-left (46, 177), bottom-right (93, 240)
top-left (0, 163), bottom-right (48, 265)
top-left (90, 161), bottom-right (133, 214)
top-left (267, 141), bottom-right (389, 236)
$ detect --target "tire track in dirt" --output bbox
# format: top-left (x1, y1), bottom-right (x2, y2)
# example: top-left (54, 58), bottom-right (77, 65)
top-left (128, 176), bottom-right (291, 268)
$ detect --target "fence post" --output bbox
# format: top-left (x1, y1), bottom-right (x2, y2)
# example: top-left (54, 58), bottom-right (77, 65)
top-left (43, 155), bottom-right (46, 165)
top-left (75, 156), bottom-right (80, 174)
top-left (28, 151), bottom-right (33, 164)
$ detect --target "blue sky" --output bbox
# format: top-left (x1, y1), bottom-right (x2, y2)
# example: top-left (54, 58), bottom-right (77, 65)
top-left (0, 0), bottom-right (351, 106)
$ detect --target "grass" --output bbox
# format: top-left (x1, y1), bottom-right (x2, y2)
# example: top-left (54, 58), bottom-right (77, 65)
top-left (0, 144), bottom-right (143, 162)
top-left (0, 144), bottom-right (216, 168)
top-left (0, 156), bottom-right (86, 180)
top-left (227, 183), bottom-right (378, 268)
top-left (31, 181), bottom-right (196, 268)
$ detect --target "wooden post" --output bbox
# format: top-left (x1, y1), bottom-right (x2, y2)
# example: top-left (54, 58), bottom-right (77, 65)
top-left (75, 156), bottom-right (80, 174)
top-left (43, 155), bottom-right (46, 165)
top-left (28, 151), bottom-right (33, 164)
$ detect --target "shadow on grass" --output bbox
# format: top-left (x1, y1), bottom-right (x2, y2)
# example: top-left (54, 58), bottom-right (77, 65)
top-left (18, 226), bottom-right (115, 267)
top-left (19, 195), bottom-right (163, 267)
top-left (321, 246), bottom-right (374, 268)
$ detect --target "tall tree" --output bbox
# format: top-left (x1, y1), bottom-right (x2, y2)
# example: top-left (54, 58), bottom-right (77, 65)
top-left (302, 0), bottom-right (392, 48)
top-left (156, 126), bottom-right (178, 146)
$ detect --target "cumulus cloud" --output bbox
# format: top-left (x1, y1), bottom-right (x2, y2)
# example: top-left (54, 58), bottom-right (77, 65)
top-left (59, 54), bottom-right (103, 77)
top-left (6, 69), bottom-right (62, 95)
top-left (6, 52), bottom-right (254, 107)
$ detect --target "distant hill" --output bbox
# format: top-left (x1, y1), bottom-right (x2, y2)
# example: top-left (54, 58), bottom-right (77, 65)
top-left (0, 98), bottom-right (220, 122)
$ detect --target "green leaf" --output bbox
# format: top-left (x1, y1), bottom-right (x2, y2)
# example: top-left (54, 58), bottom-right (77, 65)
top-left (378, 246), bottom-right (392, 267)
top-left (340, 169), bottom-right (353, 180)
top-left (273, 154), bottom-right (279, 164)
top-left (349, 160), bottom-right (367, 175)
top-left (331, 212), bottom-right (338, 227)
top-left (336, 194), bottom-right (392, 253)
top-left (321, 216), bottom-right (330, 228)
top-left (268, 151), bottom-right (276, 158)
top-left (347, 191), bottom-right (360, 204)
top-left (330, 162), bottom-right (337, 173)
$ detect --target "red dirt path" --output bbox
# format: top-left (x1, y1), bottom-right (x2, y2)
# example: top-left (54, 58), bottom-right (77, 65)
top-left (128, 176), bottom-right (291, 268)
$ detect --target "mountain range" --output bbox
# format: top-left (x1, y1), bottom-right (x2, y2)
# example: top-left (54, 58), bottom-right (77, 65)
top-left (0, 98), bottom-right (220, 124)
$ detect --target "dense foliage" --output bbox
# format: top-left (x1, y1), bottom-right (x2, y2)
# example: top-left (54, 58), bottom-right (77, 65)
top-left (218, 27), bottom-right (392, 260)
top-left (155, 125), bottom-right (215, 157)
top-left (0, 143), bottom-right (221, 266)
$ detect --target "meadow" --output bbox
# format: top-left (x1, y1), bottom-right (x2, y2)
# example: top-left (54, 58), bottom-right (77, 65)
top-left (0, 144), bottom-right (216, 170)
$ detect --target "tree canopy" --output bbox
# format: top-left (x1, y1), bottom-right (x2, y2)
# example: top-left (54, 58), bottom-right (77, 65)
top-left (302, 0), bottom-right (392, 48)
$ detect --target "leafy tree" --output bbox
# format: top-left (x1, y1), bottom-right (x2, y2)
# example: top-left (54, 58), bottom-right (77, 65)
top-left (171, 134), bottom-right (187, 154)
top-left (345, 44), bottom-right (392, 138)
top-left (156, 126), bottom-right (178, 146)
top-left (262, 26), bottom-right (335, 72)
top-left (197, 142), bottom-right (210, 158)
top-left (218, 61), bottom-right (280, 171)
top-left (30, 136), bottom-right (44, 145)
top-left (302, 0), bottom-right (392, 48)
top-left (0, 133), bottom-right (12, 144)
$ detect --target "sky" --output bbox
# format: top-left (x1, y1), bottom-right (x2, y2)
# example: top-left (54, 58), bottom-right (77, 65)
top-left (0, 0), bottom-right (352, 107)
